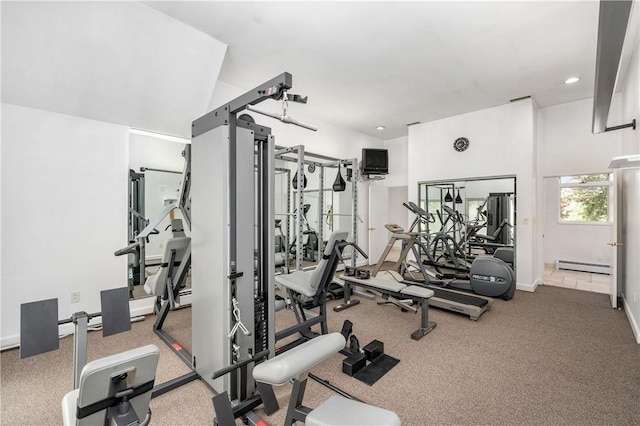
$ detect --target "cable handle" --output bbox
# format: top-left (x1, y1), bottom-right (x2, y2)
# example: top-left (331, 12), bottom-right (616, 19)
top-left (228, 298), bottom-right (251, 339)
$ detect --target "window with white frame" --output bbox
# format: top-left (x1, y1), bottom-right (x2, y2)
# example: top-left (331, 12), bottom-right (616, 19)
top-left (558, 173), bottom-right (611, 223)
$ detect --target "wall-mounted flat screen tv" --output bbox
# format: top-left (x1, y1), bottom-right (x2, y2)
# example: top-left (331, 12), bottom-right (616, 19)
top-left (361, 148), bottom-right (389, 175)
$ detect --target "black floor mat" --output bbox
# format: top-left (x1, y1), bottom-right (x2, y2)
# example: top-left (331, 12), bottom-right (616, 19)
top-left (353, 354), bottom-right (399, 386)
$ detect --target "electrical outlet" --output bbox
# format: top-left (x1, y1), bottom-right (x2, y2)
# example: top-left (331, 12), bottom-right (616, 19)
top-left (70, 291), bottom-right (80, 304)
top-left (634, 292), bottom-right (637, 303)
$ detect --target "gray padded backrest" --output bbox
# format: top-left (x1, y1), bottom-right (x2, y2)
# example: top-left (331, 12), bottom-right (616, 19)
top-left (76, 344), bottom-right (160, 425)
top-left (147, 236), bottom-right (190, 296)
top-left (308, 231), bottom-right (349, 292)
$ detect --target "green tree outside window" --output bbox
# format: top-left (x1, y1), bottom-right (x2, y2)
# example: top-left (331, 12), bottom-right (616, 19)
top-left (559, 174), bottom-right (610, 223)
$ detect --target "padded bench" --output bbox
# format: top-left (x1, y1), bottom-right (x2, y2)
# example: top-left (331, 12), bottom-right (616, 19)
top-left (335, 274), bottom-right (437, 341)
top-left (253, 333), bottom-right (401, 425)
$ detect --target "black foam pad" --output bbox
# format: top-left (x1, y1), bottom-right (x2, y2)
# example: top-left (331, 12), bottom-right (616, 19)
top-left (100, 287), bottom-right (131, 337)
top-left (20, 298), bottom-right (59, 358)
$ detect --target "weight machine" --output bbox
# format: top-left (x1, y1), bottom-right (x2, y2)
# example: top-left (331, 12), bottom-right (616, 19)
top-left (191, 72), bottom-right (317, 424)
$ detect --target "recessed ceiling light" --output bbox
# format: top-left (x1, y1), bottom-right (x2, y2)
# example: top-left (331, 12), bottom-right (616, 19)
top-left (564, 77), bottom-right (581, 84)
top-left (376, 126), bottom-right (385, 130)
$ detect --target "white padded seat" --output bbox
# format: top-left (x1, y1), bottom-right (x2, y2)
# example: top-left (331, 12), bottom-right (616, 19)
top-left (275, 231), bottom-right (349, 299)
top-left (144, 236), bottom-right (190, 296)
top-left (401, 285), bottom-right (434, 298)
top-left (338, 275), bottom-right (434, 299)
top-left (253, 333), bottom-right (345, 386)
top-left (275, 270), bottom-right (317, 298)
top-left (306, 396), bottom-right (402, 426)
top-left (253, 334), bottom-right (401, 425)
top-left (62, 344), bottom-right (160, 426)
top-left (357, 276), bottom-right (406, 293)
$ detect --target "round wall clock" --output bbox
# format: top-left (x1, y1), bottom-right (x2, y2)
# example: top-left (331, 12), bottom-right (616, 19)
top-left (453, 137), bottom-right (470, 152)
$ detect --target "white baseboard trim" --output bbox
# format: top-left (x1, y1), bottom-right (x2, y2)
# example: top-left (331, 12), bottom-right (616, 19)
top-left (622, 294), bottom-right (640, 344)
top-left (1, 334), bottom-right (20, 350)
top-left (1, 321), bottom-right (97, 351)
top-left (129, 296), bottom-right (155, 317)
top-left (516, 280), bottom-right (539, 292)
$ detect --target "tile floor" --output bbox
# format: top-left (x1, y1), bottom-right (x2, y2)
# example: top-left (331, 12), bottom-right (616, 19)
top-left (543, 266), bottom-right (611, 294)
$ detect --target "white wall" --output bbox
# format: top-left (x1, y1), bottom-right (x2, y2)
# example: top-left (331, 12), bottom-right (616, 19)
top-left (388, 186), bottom-right (409, 230)
top-left (408, 99), bottom-right (537, 290)
top-left (384, 136), bottom-right (408, 188)
top-left (619, 28), bottom-right (640, 343)
top-left (537, 98), bottom-right (621, 177)
top-left (1, 104), bottom-right (129, 347)
top-left (382, 137), bottom-right (409, 230)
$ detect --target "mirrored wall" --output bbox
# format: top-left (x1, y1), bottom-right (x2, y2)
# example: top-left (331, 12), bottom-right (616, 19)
top-left (418, 176), bottom-right (516, 270)
top-left (274, 148), bottom-right (358, 272)
top-left (125, 133), bottom-right (188, 299)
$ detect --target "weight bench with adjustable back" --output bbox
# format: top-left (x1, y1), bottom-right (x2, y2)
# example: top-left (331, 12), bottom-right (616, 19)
top-left (275, 231), bottom-right (349, 343)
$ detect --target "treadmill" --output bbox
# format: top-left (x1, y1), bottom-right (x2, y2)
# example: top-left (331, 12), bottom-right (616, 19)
top-left (371, 202), bottom-right (493, 320)
top-left (403, 258), bottom-right (492, 321)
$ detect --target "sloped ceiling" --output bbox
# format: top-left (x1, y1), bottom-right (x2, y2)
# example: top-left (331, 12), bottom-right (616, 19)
top-left (2, 2), bottom-right (607, 140)
top-left (1, 2), bottom-right (227, 138)
top-left (146, 1), bottom-right (601, 139)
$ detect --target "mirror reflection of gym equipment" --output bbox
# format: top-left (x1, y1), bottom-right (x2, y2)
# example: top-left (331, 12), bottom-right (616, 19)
top-left (274, 145), bottom-right (359, 273)
top-left (355, 177), bottom-right (518, 321)
top-left (419, 177), bottom-right (516, 269)
top-left (126, 167), bottom-right (191, 300)
top-left (407, 178), bottom-right (518, 300)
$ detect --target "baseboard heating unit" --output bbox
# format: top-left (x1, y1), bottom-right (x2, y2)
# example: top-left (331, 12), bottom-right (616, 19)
top-left (555, 260), bottom-right (611, 275)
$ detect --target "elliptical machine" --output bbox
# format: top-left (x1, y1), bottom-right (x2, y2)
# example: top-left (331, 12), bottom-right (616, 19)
top-left (403, 202), bottom-right (516, 300)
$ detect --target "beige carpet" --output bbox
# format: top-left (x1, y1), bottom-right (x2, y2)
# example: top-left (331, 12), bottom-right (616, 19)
top-left (2, 284), bottom-right (639, 425)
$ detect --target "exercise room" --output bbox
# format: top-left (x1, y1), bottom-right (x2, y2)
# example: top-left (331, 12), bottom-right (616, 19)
top-left (2, 2), bottom-right (640, 425)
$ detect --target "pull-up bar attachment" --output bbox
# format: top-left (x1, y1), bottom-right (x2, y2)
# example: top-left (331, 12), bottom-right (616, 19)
top-left (245, 104), bottom-right (318, 132)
